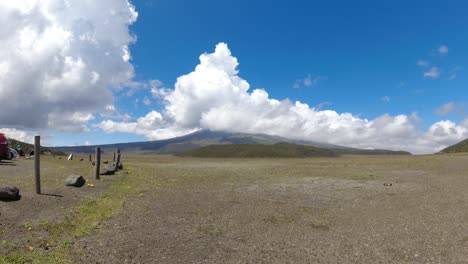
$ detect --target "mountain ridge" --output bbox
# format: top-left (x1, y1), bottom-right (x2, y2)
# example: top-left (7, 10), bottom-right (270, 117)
top-left (440, 138), bottom-right (468, 153)
top-left (49, 130), bottom-right (411, 155)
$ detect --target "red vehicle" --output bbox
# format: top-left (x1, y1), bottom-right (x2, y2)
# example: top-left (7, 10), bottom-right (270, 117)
top-left (0, 133), bottom-right (11, 161)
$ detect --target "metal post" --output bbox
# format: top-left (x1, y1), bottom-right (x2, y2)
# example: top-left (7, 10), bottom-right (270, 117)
top-left (95, 148), bottom-right (101, 180)
top-left (34, 136), bottom-right (41, 194)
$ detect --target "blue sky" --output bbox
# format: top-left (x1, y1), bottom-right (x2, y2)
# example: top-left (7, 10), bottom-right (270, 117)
top-left (128, 0), bottom-right (466, 122)
top-left (1, 0), bottom-right (467, 153)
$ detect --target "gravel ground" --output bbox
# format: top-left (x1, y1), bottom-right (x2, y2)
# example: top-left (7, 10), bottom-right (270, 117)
top-left (67, 155), bottom-right (468, 264)
top-left (0, 156), bottom-right (117, 257)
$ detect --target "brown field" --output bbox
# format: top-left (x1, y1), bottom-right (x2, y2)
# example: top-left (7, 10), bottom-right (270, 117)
top-left (1, 154), bottom-right (467, 263)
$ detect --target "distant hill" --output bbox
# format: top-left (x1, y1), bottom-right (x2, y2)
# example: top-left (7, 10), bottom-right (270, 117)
top-left (50, 130), bottom-right (411, 155)
top-left (8, 138), bottom-right (65, 155)
top-left (50, 130), bottom-right (346, 154)
top-left (177, 142), bottom-right (340, 158)
top-left (334, 148), bottom-right (411, 156)
top-left (440, 139), bottom-right (468, 153)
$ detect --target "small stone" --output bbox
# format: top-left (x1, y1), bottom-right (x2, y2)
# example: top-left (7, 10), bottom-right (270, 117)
top-left (115, 170), bottom-right (128, 175)
top-left (64, 175), bottom-right (86, 187)
top-left (383, 183), bottom-right (393, 186)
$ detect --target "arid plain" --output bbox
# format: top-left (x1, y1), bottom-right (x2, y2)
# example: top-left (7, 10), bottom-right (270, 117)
top-left (1, 154), bottom-right (467, 263)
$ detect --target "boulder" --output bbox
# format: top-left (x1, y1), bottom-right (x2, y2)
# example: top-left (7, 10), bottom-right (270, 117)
top-left (100, 168), bottom-right (115, 175)
top-left (106, 163), bottom-right (117, 172)
top-left (65, 175), bottom-right (86, 187)
top-left (100, 164), bottom-right (116, 175)
top-left (99, 162), bottom-right (123, 175)
top-left (0, 185), bottom-right (21, 201)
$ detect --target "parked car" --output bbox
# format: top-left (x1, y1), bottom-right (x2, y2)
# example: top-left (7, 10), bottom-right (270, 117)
top-left (7, 147), bottom-right (18, 160)
top-left (0, 133), bottom-right (11, 161)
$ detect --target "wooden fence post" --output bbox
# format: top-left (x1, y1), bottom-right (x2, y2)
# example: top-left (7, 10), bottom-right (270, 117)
top-left (113, 151), bottom-right (116, 162)
top-left (88, 154), bottom-right (92, 162)
top-left (115, 150), bottom-right (121, 171)
top-left (95, 148), bottom-right (101, 180)
top-left (34, 136), bottom-right (41, 194)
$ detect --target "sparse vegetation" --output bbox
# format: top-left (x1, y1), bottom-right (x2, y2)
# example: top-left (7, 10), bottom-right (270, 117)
top-left (1, 154), bottom-right (467, 263)
top-left (177, 142), bottom-right (340, 158)
top-left (440, 138), bottom-right (468, 153)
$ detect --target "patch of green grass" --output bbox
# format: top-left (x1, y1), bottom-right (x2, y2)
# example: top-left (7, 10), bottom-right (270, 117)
top-left (0, 251), bottom-right (68, 264)
top-left (40, 194), bottom-right (124, 240)
top-left (1, 240), bottom-right (20, 253)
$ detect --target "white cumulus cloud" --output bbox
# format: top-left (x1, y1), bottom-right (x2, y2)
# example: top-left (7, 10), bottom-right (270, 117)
top-left (97, 111), bottom-right (197, 140)
top-left (0, 128), bottom-right (35, 144)
top-left (0, 0), bottom-right (138, 132)
top-left (97, 43), bottom-right (468, 154)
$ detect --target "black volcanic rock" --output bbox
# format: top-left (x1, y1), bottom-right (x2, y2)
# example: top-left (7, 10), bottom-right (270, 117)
top-left (0, 185), bottom-right (21, 201)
